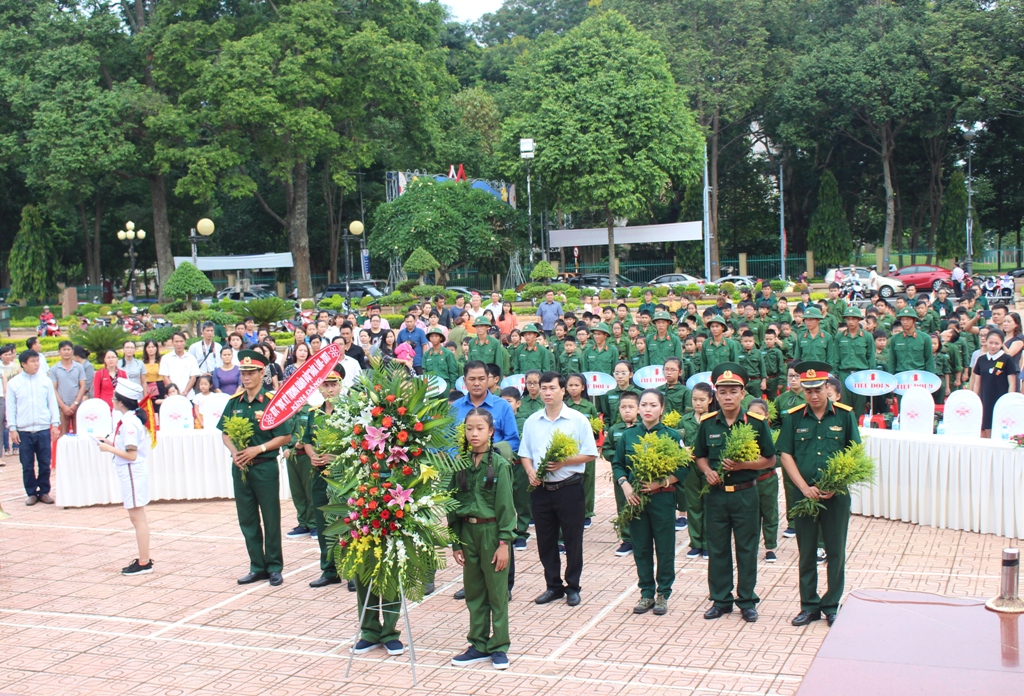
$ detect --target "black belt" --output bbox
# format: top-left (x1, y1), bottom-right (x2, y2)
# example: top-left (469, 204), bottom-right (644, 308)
top-left (719, 470), bottom-right (775, 493)
top-left (541, 473), bottom-right (582, 491)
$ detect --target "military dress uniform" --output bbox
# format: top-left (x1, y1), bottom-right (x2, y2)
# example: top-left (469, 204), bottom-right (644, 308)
top-left (776, 362), bottom-right (861, 625)
top-left (833, 308), bottom-right (873, 415)
top-left (218, 350), bottom-right (293, 583)
top-left (693, 364), bottom-right (776, 619)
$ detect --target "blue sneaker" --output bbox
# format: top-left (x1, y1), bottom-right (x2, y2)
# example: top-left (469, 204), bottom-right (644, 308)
top-left (491, 651), bottom-right (509, 670)
top-left (452, 646), bottom-right (491, 666)
top-left (384, 639), bottom-right (405, 655)
top-left (350, 639), bottom-right (380, 654)
top-left (513, 537), bottom-right (527, 551)
top-left (309, 528), bottom-right (318, 539)
top-left (583, 517), bottom-right (592, 529)
top-left (675, 516), bottom-right (688, 531)
top-left (686, 547), bottom-right (702, 559)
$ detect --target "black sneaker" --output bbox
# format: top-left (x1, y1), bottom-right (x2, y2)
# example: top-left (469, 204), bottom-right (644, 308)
top-left (513, 537), bottom-right (527, 551)
top-left (558, 543), bottom-right (566, 554)
top-left (686, 547), bottom-right (702, 559)
top-left (351, 639), bottom-right (380, 654)
top-left (701, 549), bottom-right (709, 560)
top-left (614, 542), bottom-right (633, 557)
top-left (783, 527), bottom-right (796, 538)
top-left (583, 517), bottom-right (592, 529)
top-left (765, 550), bottom-right (777, 563)
top-left (528, 518), bottom-right (534, 527)
top-left (675, 516), bottom-right (688, 531)
top-left (817, 548), bottom-right (827, 564)
top-left (309, 528), bottom-right (318, 539)
top-left (286, 526), bottom-right (310, 538)
top-left (122, 559), bottom-right (153, 576)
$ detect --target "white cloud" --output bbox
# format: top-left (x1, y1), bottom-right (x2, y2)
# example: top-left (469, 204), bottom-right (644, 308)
top-left (439, 0), bottom-right (505, 23)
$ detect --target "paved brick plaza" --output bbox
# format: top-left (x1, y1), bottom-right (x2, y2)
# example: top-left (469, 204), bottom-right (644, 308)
top-left (0, 450), bottom-right (1014, 695)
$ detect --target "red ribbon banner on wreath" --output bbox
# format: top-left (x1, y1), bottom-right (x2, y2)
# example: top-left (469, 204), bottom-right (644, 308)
top-left (259, 343), bottom-right (343, 430)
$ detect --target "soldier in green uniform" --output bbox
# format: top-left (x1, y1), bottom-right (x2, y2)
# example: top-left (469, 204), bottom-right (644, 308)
top-left (218, 350), bottom-right (294, 586)
top-left (742, 304), bottom-right (763, 345)
top-left (582, 322), bottom-right (618, 376)
top-left (794, 307), bottom-right (836, 369)
top-left (889, 307), bottom-right (936, 374)
top-left (679, 382), bottom-right (714, 559)
top-left (513, 324), bottom-right (554, 374)
top-left (566, 373), bottom-right (600, 525)
top-left (693, 363), bottom-right (776, 622)
top-left (774, 361), bottom-right (806, 538)
top-left (737, 331), bottom-right (766, 398)
top-left (518, 370), bottom-right (544, 420)
top-left (761, 329), bottom-right (786, 399)
top-left (614, 389), bottom-right (690, 616)
top-left (602, 360), bottom-right (642, 425)
top-left (604, 391), bottom-right (641, 556)
top-left (833, 308), bottom-right (873, 415)
top-left (681, 336), bottom-right (701, 380)
top-left (776, 361), bottom-right (861, 628)
top-left (423, 327), bottom-right (461, 386)
top-left (914, 300), bottom-right (940, 334)
top-left (647, 311), bottom-right (683, 366)
top-left (638, 290), bottom-right (657, 317)
top-left (301, 365), bottom-right (345, 588)
top-left (700, 316), bottom-right (740, 373)
top-left (557, 337), bottom-right (586, 376)
top-left (285, 401), bottom-right (316, 538)
top-left (468, 316), bottom-right (506, 371)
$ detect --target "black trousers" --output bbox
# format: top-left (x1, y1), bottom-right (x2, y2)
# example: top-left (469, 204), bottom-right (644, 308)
top-left (530, 479), bottom-right (585, 592)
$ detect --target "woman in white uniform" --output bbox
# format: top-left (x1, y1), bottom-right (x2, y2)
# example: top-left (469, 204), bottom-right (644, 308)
top-left (97, 380), bottom-right (153, 576)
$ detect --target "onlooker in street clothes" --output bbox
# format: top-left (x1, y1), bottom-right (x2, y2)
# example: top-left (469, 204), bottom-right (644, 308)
top-left (484, 292), bottom-right (504, 319)
top-left (330, 336), bottom-right (364, 391)
top-left (213, 346), bottom-right (241, 395)
top-left (537, 291), bottom-right (564, 336)
top-left (1, 343), bottom-right (20, 456)
top-left (73, 345), bottom-right (95, 399)
top-left (465, 294), bottom-right (485, 322)
top-left (433, 295), bottom-right (452, 329)
top-left (449, 295), bottom-right (467, 327)
top-left (93, 349), bottom-right (127, 410)
top-left (396, 314), bottom-right (429, 375)
top-left (971, 327), bottom-right (1016, 438)
top-left (159, 333), bottom-right (201, 397)
top-left (188, 321), bottom-right (222, 374)
top-left (339, 322), bottom-right (369, 370)
top-left (951, 262), bottom-right (965, 297)
top-left (25, 337), bottom-right (48, 374)
top-left (51, 340), bottom-right (87, 435)
top-left (6, 349), bottom-right (61, 505)
top-left (518, 371), bottom-right (598, 608)
top-left (119, 339), bottom-right (145, 388)
top-left (362, 304), bottom-right (391, 332)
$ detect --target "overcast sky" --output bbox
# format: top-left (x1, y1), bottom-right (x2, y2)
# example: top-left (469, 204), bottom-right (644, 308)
top-left (441, 0), bottom-right (505, 23)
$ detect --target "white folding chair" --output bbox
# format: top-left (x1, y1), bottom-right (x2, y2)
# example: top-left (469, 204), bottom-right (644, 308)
top-left (898, 387), bottom-right (935, 435)
top-left (75, 398), bottom-right (112, 437)
top-left (199, 393), bottom-right (232, 431)
top-left (941, 389), bottom-right (984, 437)
top-left (991, 392), bottom-right (1024, 441)
top-left (160, 395), bottom-right (195, 431)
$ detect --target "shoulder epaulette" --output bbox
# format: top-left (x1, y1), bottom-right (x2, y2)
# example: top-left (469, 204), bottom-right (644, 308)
top-left (747, 410), bottom-right (765, 421)
top-left (265, 391), bottom-right (275, 398)
top-left (787, 404), bottom-right (806, 414)
top-left (834, 402), bottom-right (853, 411)
top-left (700, 411), bottom-right (718, 422)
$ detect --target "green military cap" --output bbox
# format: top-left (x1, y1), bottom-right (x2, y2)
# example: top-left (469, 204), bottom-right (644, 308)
top-left (473, 316), bottom-right (492, 327)
top-left (237, 349), bottom-right (267, 371)
top-left (705, 314), bottom-right (727, 327)
top-left (711, 362), bottom-right (748, 388)
top-left (843, 306), bottom-right (865, 319)
top-left (794, 360), bottom-right (831, 388)
top-left (652, 310), bottom-right (674, 323)
top-left (425, 326), bottom-right (446, 339)
top-left (895, 307), bottom-right (919, 320)
top-left (322, 364), bottom-right (345, 382)
top-left (592, 321), bottom-right (612, 335)
top-left (803, 307), bottom-right (825, 320)
top-left (520, 323), bottom-right (541, 335)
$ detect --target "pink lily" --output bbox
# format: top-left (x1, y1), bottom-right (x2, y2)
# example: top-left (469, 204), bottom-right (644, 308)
top-left (388, 484), bottom-right (415, 508)
top-left (365, 425), bottom-right (390, 452)
top-left (387, 446), bottom-right (410, 466)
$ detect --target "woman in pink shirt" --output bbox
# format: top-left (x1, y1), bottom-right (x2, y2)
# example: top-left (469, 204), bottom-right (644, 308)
top-left (94, 349), bottom-right (127, 410)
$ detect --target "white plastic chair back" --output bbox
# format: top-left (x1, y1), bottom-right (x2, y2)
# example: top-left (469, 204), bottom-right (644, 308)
top-left (899, 387), bottom-right (935, 435)
top-left (160, 395), bottom-right (195, 431)
top-left (991, 392), bottom-right (1024, 441)
top-left (200, 393), bottom-right (232, 430)
top-left (75, 398), bottom-right (112, 437)
top-left (941, 389), bottom-right (984, 437)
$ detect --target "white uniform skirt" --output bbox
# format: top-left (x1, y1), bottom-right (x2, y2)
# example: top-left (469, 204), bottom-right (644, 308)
top-left (116, 461), bottom-right (150, 509)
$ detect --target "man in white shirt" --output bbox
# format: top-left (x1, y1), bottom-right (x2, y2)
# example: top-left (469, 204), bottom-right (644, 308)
top-left (188, 322), bottom-right (222, 374)
top-left (483, 291), bottom-right (503, 319)
top-left (951, 262), bottom-right (965, 297)
top-left (25, 337), bottom-right (49, 374)
top-left (465, 294), bottom-right (485, 322)
top-left (518, 371), bottom-right (598, 608)
top-left (160, 333), bottom-right (201, 396)
top-left (6, 349), bottom-right (60, 505)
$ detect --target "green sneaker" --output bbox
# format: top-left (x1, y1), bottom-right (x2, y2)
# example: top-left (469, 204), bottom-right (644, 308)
top-left (633, 597), bottom-right (655, 614)
top-left (653, 595), bottom-right (669, 615)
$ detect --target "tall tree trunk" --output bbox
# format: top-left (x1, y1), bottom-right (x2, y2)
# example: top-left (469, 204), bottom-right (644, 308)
top-left (78, 202), bottom-right (97, 285)
top-left (323, 166), bottom-right (343, 284)
top-left (291, 160), bottom-right (312, 298)
top-left (881, 124), bottom-right (895, 275)
top-left (709, 109), bottom-right (721, 279)
top-left (150, 174), bottom-right (175, 300)
top-left (606, 205), bottom-right (616, 288)
top-left (93, 198), bottom-right (103, 291)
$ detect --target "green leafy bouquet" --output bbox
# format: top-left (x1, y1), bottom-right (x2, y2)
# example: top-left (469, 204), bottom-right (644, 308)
top-left (528, 430), bottom-right (579, 491)
top-left (613, 431), bottom-right (692, 535)
top-left (662, 410), bottom-right (683, 429)
top-left (222, 416), bottom-right (255, 482)
top-left (700, 422), bottom-right (761, 496)
top-left (790, 442), bottom-right (876, 518)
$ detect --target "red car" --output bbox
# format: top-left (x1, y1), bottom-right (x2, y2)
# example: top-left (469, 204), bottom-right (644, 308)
top-left (892, 264), bottom-right (953, 292)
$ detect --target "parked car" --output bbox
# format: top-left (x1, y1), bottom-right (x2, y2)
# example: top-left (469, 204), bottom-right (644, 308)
top-left (445, 286), bottom-right (483, 301)
top-left (648, 273), bottom-right (706, 288)
top-left (317, 284), bottom-right (384, 303)
top-left (216, 287), bottom-right (273, 302)
top-left (891, 264), bottom-right (953, 292)
top-left (570, 273), bottom-right (643, 291)
top-left (824, 266), bottom-right (905, 298)
top-left (715, 275), bottom-right (759, 288)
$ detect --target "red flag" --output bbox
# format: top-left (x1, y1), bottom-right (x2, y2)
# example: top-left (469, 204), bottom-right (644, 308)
top-left (139, 392), bottom-right (158, 447)
top-left (456, 164), bottom-right (467, 181)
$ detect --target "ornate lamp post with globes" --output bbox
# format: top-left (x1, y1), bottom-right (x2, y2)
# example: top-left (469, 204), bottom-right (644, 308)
top-left (345, 220), bottom-right (364, 311)
top-left (117, 221), bottom-right (146, 299)
top-left (189, 218), bottom-right (216, 267)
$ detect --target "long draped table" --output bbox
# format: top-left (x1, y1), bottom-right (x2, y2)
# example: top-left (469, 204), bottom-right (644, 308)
top-left (55, 430), bottom-right (291, 508)
top-left (851, 428), bottom-right (1024, 538)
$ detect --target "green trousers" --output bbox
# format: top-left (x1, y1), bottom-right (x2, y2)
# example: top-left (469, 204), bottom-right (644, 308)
top-left (310, 467), bottom-right (337, 579)
top-left (705, 486), bottom-right (760, 609)
top-left (583, 459), bottom-right (596, 518)
top-left (683, 467), bottom-right (704, 550)
top-left (612, 482), bottom-right (632, 543)
top-left (745, 382), bottom-right (763, 399)
top-left (783, 470), bottom-right (824, 547)
top-left (232, 458), bottom-right (283, 574)
top-left (674, 482), bottom-right (687, 514)
top-left (512, 461), bottom-right (532, 540)
top-left (838, 371), bottom-right (866, 417)
top-left (461, 522), bottom-right (510, 654)
top-left (756, 472), bottom-right (779, 550)
top-left (794, 493), bottom-right (850, 614)
top-left (766, 377), bottom-right (781, 400)
top-left (629, 491), bottom-right (677, 598)
top-left (287, 453), bottom-right (316, 529)
top-left (355, 577), bottom-right (401, 644)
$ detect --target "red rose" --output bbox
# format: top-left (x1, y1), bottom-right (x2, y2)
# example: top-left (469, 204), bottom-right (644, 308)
top-left (361, 439), bottom-right (370, 450)
top-left (371, 406), bottom-right (383, 417)
top-left (386, 394), bottom-right (397, 403)
top-left (389, 522), bottom-right (398, 531)
top-left (360, 455), bottom-right (369, 464)
top-left (371, 519), bottom-right (381, 528)
top-left (371, 463), bottom-right (380, 471)
top-left (382, 416), bottom-right (393, 428)
top-left (358, 485), bottom-right (367, 493)
top-left (356, 497), bottom-right (365, 506)
top-left (375, 451), bottom-right (386, 460)
top-left (395, 509), bottom-right (404, 518)
top-left (413, 422), bottom-right (424, 432)
top-left (397, 407), bottom-right (407, 415)
top-left (402, 465), bottom-right (413, 476)
top-left (397, 431), bottom-right (409, 443)
top-left (374, 384), bottom-right (382, 391)
top-left (381, 527), bottom-right (388, 536)
top-left (339, 540), bottom-right (347, 548)
top-left (368, 500), bottom-right (378, 510)
top-left (381, 510), bottom-right (390, 520)
top-left (411, 448), bottom-right (423, 457)
top-left (382, 482), bottom-right (392, 489)
top-left (361, 508), bottom-right (370, 518)
top-left (353, 424), bottom-right (362, 435)
top-left (383, 494), bottom-right (392, 504)
top-left (371, 472), bottom-right (380, 479)
top-left (369, 487), bottom-right (378, 495)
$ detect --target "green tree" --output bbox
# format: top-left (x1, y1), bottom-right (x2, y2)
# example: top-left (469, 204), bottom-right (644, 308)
top-left (473, 0), bottom-right (592, 45)
top-left (163, 262), bottom-right (214, 311)
top-left (529, 259), bottom-right (557, 283)
top-left (9, 205), bottom-right (56, 302)
top-left (807, 171), bottom-right (852, 271)
top-left (403, 247), bottom-right (440, 284)
top-left (502, 11), bottom-right (703, 287)
top-left (936, 170), bottom-right (968, 262)
top-left (369, 179), bottom-right (525, 285)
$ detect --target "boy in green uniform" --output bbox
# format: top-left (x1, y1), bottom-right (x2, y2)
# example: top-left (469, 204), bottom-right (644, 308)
top-left (825, 283), bottom-right (848, 324)
top-left (604, 391), bottom-right (641, 557)
top-left (915, 300), bottom-right (940, 334)
top-left (514, 324), bottom-right (554, 374)
top-left (558, 337), bottom-right (586, 377)
top-left (794, 307), bottom-right (836, 369)
top-left (682, 336), bottom-right (701, 380)
top-left (285, 402), bottom-right (316, 539)
top-left (761, 329), bottom-right (786, 399)
top-left (468, 316), bottom-right (506, 371)
top-left (422, 327), bottom-right (461, 386)
top-left (693, 363), bottom-right (776, 623)
top-left (647, 311), bottom-right (683, 366)
top-left (777, 361), bottom-right (860, 628)
top-left (638, 290), bottom-right (657, 316)
top-left (700, 316), bottom-right (740, 373)
top-left (833, 308), bottom-right (873, 415)
top-left (218, 350), bottom-right (294, 586)
top-left (737, 331), bottom-right (766, 398)
top-left (500, 387), bottom-right (533, 550)
top-left (583, 322), bottom-right (618, 375)
top-left (888, 307), bottom-right (935, 374)
top-left (742, 304), bottom-right (763, 345)
top-left (679, 382), bottom-right (713, 559)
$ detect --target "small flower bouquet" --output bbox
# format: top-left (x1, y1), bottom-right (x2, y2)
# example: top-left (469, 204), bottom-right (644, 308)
top-left (662, 410), bottom-right (683, 429)
top-left (613, 431), bottom-right (692, 534)
top-left (790, 441), bottom-right (876, 518)
top-left (589, 413), bottom-right (605, 448)
top-left (700, 422), bottom-right (761, 496)
top-left (528, 430), bottom-right (579, 491)
top-left (222, 416), bottom-right (255, 482)
top-left (1011, 434), bottom-right (1024, 449)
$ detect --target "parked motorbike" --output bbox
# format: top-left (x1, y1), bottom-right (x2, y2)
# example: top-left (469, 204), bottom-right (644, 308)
top-left (1000, 274), bottom-right (1015, 298)
top-left (841, 277), bottom-right (865, 303)
top-left (37, 317), bottom-right (60, 337)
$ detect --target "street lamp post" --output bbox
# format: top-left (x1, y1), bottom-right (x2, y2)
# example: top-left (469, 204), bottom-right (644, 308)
top-left (345, 220), bottom-right (364, 311)
top-left (963, 130), bottom-right (976, 276)
top-left (520, 138), bottom-right (535, 265)
top-left (117, 221), bottom-right (146, 299)
top-left (189, 218), bottom-right (215, 267)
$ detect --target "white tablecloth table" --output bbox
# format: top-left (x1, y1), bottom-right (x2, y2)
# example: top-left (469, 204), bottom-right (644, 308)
top-left (851, 428), bottom-right (1024, 538)
top-left (55, 430), bottom-right (291, 508)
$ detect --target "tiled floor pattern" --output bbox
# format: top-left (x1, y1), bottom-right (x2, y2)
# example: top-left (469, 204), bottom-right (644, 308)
top-left (0, 451), bottom-right (1016, 695)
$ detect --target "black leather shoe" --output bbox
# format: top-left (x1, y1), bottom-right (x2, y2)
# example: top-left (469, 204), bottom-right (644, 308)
top-left (566, 590), bottom-right (581, 606)
top-left (826, 613), bottom-right (837, 627)
top-left (741, 608), bottom-right (758, 622)
top-left (237, 571), bottom-right (270, 585)
top-left (535, 589), bottom-right (565, 605)
top-left (309, 576), bottom-right (341, 588)
top-left (454, 588), bottom-right (466, 600)
top-left (792, 611), bottom-right (821, 627)
top-left (704, 605), bottom-right (732, 620)
top-left (268, 572), bottom-right (283, 586)
top-left (347, 579), bottom-right (356, 592)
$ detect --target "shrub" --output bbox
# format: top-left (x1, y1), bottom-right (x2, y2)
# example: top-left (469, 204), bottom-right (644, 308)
top-left (380, 292), bottom-right (415, 307)
top-left (148, 304), bottom-right (164, 315)
top-left (792, 282), bottom-right (808, 293)
top-left (360, 295), bottom-right (376, 307)
top-left (318, 294), bottom-right (344, 310)
top-left (163, 262), bottom-right (215, 311)
top-left (564, 300), bottom-right (580, 311)
top-left (670, 285), bottom-right (685, 295)
top-left (142, 325), bottom-right (177, 344)
top-left (237, 297), bottom-right (290, 327)
top-left (754, 281), bottom-right (763, 293)
top-left (402, 247), bottom-right (440, 284)
top-left (770, 279), bottom-right (786, 292)
top-left (529, 260), bottom-right (558, 283)
top-left (566, 287), bottom-right (580, 301)
top-left (410, 284), bottom-right (446, 299)
top-left (629, 286), bottom-right (641, 298)
top-left (810, 291), bottom-right (827, 301)
top-left (599, 289), bottom-right (613, 300)
top-left (549, 283), bottom-right (571, 294)
top-left (396, 279), bottom-right (419, 294)
top-left (721, 281), bottom-right (736, 295)
top-left (616, 287), bottom-right (629, 299)
top-left (521, 285), bottom-right (550, 302)
top-left (654, 286), bottom-right (669, 298)
top-left (682, 284), bottom-right (701, 297)
top-left (503, 289), bottom-right (517, 303)
top-left (70, 325), bottom-right (131, 356)
top-left (301, 300), bottom-right (315, 310)
top-left (704, 283), bottom-right (719, 295)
